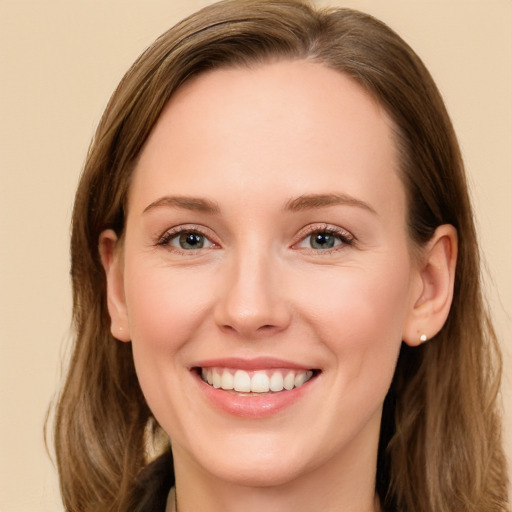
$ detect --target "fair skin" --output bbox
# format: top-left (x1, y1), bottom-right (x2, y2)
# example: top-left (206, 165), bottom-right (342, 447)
top-left (100, 60), bottom-right (457, 512)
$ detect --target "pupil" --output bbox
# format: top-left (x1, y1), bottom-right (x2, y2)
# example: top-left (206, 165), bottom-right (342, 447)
top-left (180, 233), bottom-right (204, 249)
top-left (312, 233), bottom-right (334, 249)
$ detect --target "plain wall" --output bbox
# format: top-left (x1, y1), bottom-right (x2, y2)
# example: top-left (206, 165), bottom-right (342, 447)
top-left (0, 1), bottom-right (510, 510)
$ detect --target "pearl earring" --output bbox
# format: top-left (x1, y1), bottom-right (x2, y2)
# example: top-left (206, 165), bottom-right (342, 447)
top-left (419, 333), bottom-right (428, 342)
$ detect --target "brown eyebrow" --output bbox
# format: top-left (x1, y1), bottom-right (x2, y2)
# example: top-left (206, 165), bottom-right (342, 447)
top-left (143, 193), bottom-right (375, 216)
top-left (143, 196), bottom-right (221, 214)
top-left (284, 193), bottom-right (377, 215)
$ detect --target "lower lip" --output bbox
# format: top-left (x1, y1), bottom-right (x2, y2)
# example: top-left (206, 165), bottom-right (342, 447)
top-left (194, 372), bottom-right (316, 418)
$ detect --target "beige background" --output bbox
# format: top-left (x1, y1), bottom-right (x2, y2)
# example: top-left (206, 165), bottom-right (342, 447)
top-left (0, 1), bottom-right (510, 510)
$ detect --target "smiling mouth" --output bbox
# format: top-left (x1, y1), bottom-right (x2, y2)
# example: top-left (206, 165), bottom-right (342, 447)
top-left (197, 367), bottom-right (318, 393)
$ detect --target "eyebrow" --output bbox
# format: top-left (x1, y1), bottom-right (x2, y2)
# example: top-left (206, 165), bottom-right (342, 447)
top-left (142, 193), bottom-right (376, 216)
top-left (284, 193), bottom-right (377, 215)
top-left (143, 196), bottom-right (221, 214)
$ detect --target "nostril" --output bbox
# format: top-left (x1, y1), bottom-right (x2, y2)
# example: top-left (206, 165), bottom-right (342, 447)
top-left (220, 324), bottom-right (237, 333)
top-left (220, 323), bottom-right (280, 335)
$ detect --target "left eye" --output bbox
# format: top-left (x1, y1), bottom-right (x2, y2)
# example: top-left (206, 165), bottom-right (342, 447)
top-left (167, 231), bottom-right (214, 250)
top-left (297, 230), bottom-right (351, 250)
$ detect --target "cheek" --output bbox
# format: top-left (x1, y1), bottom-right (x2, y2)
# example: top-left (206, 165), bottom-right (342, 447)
top-left (312, 267), bottom-right (412, 447)
top-left (122, 261), bottom-right (216, 407)
top-left (121, 261), bottom-right (219, 432)
top-left (124, 262), bottom-right (211, 348)
top-left (299, 259), bottom-right (412, 382)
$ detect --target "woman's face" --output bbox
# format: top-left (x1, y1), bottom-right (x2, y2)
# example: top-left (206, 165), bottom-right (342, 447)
top-left (106, 60), bottom-right (423, 487)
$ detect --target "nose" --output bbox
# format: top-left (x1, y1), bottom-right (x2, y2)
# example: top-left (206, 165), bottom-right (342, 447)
top-left (214, 247), bottom-right (292, 339)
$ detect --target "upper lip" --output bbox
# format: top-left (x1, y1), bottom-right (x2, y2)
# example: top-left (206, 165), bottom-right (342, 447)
top-left (190, 357), bottom-right (316, 371)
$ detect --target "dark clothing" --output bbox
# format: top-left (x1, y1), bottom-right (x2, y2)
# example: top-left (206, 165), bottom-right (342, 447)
top-left (131, 450), bottom-right (174, 512)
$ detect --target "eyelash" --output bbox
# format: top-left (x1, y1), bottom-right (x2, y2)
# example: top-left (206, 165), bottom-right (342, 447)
top-left (293, 224), bottom-right (355, 253)
top-left (156, 223), bottom-right (355, 254)
top-left (156, 225), bottom-right (217, 253)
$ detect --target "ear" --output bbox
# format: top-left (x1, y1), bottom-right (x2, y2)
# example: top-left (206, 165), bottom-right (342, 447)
top-left (98, 229), bottom-right (131, 342)
top-left (403, 224), bottom-right (458, 347)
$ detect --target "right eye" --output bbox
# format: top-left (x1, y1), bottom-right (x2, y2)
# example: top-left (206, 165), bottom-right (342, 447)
top-left (158, 228), bottom-right (217, 252)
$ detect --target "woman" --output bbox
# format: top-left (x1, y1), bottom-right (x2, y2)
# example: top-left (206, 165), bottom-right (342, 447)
top-left (51, 1), bottom-right (509, 511)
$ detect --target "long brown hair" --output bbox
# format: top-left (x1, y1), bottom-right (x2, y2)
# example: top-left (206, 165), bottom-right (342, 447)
top-left (51, 1), bottom-right (508, 510)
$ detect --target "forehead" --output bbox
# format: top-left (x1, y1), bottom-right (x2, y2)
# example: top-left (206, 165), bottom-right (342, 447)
top-left (130, 60), bottom-right (405, 220)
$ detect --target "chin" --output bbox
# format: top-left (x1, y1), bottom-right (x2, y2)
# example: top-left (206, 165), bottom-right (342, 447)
top-left (208, 456), bottom-right (309, 488)
top-left (186, 433), bottom-right (324, 488)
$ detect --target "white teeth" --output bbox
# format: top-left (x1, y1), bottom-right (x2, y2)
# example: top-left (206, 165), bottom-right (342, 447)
top-left (295, 372), bottom-right (307, 388)
top-left (201, 367), bottom-right (314, 393)
top-left (221, 369), bottom-right (234, 390)
top-left (233, 370), bottom-right (251, 392)
top-left (269, 371), bottom-right (284, 392)
top-left (251, 373), bottom-right (270, 393)
top-left (283, 372), bottom-right (295, 390)
top-left (212, 369), bottom-right (222, 388)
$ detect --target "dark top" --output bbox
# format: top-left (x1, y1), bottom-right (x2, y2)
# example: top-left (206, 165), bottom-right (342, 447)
top-left (131, 450), bottom-right (174, 512)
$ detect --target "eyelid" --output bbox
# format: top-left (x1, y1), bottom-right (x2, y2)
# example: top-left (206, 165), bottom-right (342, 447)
top-left (292, 223), bottom-right (355, 251)
top-left (155, 222), bottom-right (354, 253)
top-left (156, 224), bottom-right (220, 251)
